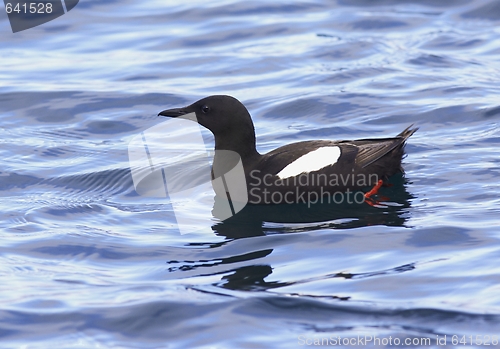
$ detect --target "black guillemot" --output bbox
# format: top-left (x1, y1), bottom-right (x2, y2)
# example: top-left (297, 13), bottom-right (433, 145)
top-left (159, 95), bottom-right (417, 205)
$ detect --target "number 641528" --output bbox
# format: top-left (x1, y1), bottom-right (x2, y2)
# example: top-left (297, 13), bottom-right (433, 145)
top-left (5, 2), bottom-right (53, 14)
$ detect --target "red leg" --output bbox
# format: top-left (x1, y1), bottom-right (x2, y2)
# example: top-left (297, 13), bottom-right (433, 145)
top-left (364, 179), bottom-right (387, 207)
top-left (364, 179), bottom-right (384, 199)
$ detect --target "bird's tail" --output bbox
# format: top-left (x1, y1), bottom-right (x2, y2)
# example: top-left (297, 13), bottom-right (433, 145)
top-left (397, 124), bottom-right (418, 141)
top-left (397, 124), bottom-right (418, 173)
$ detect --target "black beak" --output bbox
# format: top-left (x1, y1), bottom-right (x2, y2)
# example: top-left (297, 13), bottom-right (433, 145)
top-left (158, 108), bottom-right (188, 117)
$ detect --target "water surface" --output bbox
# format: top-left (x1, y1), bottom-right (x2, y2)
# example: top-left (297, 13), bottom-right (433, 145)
top-left (1, 0), bottom-right (500, 348)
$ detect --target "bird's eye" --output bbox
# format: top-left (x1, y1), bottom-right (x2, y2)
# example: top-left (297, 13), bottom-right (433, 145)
top-left (201, 105), bottom-right (211, 114)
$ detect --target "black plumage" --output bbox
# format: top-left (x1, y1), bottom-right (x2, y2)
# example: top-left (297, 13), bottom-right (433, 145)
top-left (159, 95), bottom-right (417, 204)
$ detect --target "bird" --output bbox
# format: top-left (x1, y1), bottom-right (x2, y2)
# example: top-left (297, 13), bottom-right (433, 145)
top-left (158, 95), bottom-right (417, 205)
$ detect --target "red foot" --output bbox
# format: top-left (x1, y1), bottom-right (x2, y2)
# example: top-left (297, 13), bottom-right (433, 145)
top-left (364, 180), bottom-right (387, 207)
top-left (364, 179), bottom-right (384, 199)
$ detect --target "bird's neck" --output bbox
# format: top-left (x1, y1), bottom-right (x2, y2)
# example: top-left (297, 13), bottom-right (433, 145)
top-left (214, 131), bottom-right (260, 163)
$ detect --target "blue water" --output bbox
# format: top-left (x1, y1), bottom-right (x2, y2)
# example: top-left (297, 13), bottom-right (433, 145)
top-left (2, 1), bottom-right (500, 348)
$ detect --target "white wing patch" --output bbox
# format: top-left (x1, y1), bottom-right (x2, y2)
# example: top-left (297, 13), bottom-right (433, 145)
top-left (276, 146), bottom-right (341, 179)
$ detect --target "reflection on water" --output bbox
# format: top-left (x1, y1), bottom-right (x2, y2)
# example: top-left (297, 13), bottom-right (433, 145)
top-left (212, 174), bottom-right (414, 238)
